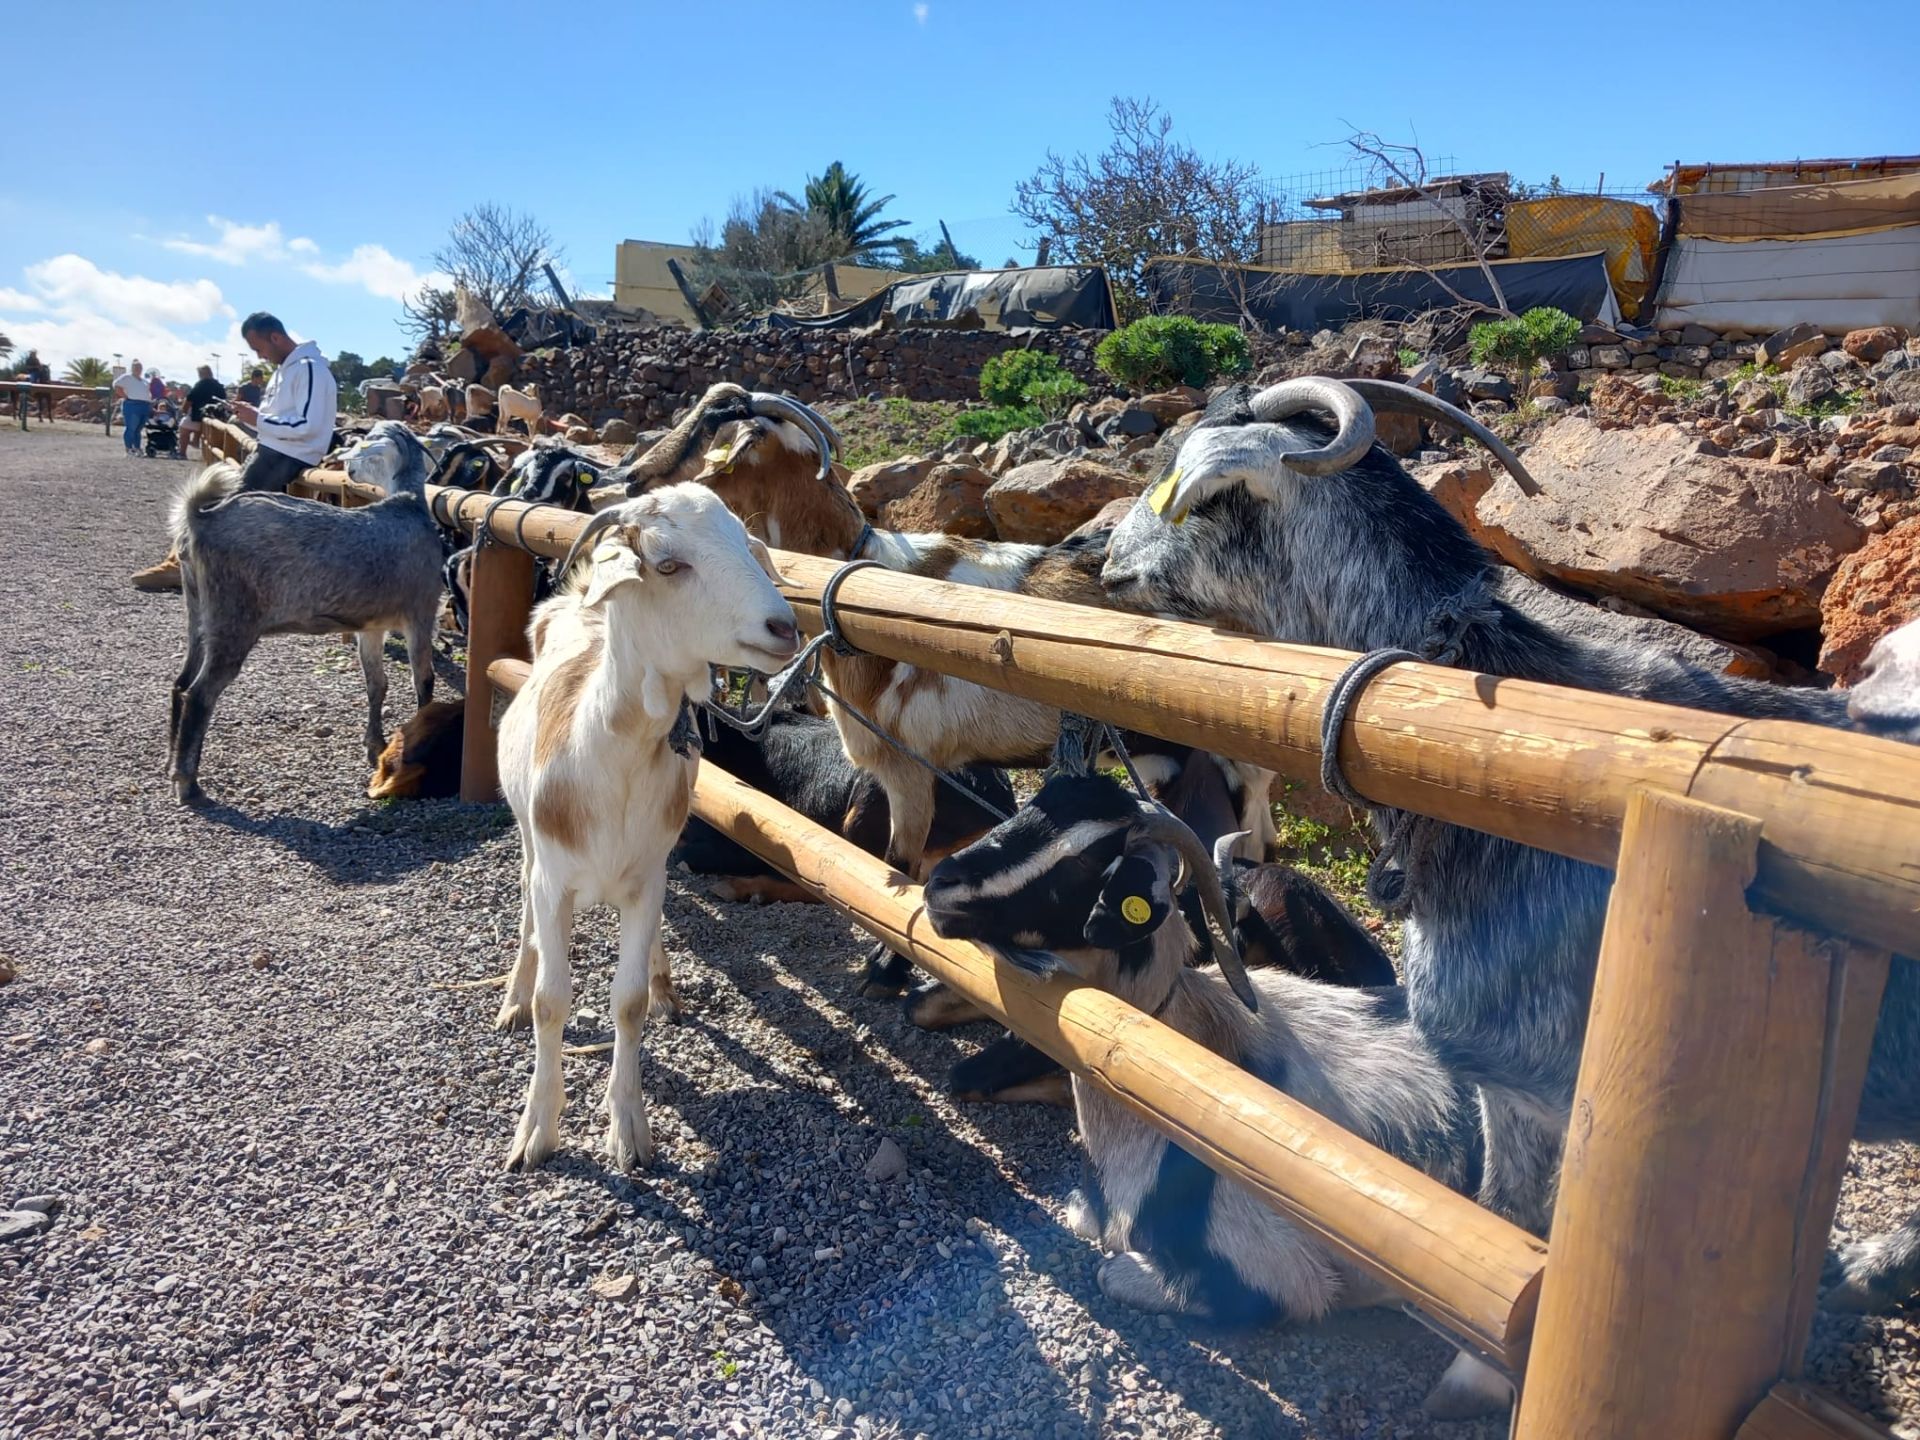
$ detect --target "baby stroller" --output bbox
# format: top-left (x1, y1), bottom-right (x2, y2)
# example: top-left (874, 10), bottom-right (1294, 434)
top-left (143, 411), bottom-right (181, 458)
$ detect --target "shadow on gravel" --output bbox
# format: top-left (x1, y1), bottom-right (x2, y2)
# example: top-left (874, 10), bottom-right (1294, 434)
top-left (189, 796), bottom-right (511, 883)
top-left (559, 937), bottom-right (1320, 1438)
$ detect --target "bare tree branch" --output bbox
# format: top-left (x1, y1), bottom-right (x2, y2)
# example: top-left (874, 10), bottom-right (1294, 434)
top-left (1343, 131), bottom-right (1514, 318)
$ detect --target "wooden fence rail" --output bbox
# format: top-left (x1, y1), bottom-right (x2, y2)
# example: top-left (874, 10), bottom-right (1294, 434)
top-left (200, 420), bottom-right (1917, 1440)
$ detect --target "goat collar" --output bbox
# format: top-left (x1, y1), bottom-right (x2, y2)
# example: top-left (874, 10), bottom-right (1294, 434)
top-left (849, 521), bottom-right (874, 561)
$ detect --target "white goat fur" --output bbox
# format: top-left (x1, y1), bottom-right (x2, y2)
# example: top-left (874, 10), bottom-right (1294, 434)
top-left (495, 483), bottom-right (798, 1171)
top-left (497, 383), bottom-right (543, 438)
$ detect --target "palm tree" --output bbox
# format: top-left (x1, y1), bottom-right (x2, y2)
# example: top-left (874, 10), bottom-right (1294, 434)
top-left (0, 333), bottom-right (13, 366)
top-left (63, 356), bottom-right (112, 386)
top-left (777, 162), bottom-right (911, 263)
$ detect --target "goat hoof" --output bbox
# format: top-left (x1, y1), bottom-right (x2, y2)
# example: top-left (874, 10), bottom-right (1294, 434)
top-left (1064, 1188), bottom-right (1102, 1242)
top-left (505, 1117), bottom-right (561, 1173)
top-left (648, 980), bottom-right (685, 1024)
top-left (907, 981), bottom-right (988, 1032)
top-left (860, 942), bottom-right (913, 996)
top-left (493, 1000), bottom-right (532, 1032)
top-left (1422, 1352), bottom-right (1514, 1421)
top-left (173, 777), bottom-right (207, 807)
top-left (605, 1114), bottom-right (654, 1172)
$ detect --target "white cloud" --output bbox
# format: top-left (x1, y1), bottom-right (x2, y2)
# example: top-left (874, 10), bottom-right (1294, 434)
top-left (913, 2), bottom-right (929, 20)
top-left (301, 244), bottom-right (440, 303)
top-left (23, 255), bottom-right (230, 327)
top-left (162, 214), bottom-right (317, 266)
top-left (0, 255), bottom-right (241, 376)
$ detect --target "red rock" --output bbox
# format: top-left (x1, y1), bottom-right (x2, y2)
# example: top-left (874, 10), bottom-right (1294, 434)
top-left (1066, 495), bottom-right (1138, 541)
top-left (985, 457), bottom-right (1143, 545)
top-left (1819, 518), bottom-right (1920, 683)
top-left (847, 456), bottom-right (939, 519)
top-left (1467, 417), bottom-right (1864, 640)
top-left (1132, 387), bottom-right (1206, 425)
top-left (1842, 326), bottom-right (1905, 364)
top-left (879, 462), bottom-right (996, 538)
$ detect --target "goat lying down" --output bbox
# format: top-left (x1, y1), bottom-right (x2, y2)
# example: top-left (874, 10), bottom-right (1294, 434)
top-left (168, 422), bottom-right (444, 805)
top-left (673, 704), bottom-right (1013, 905)
top-left (495, 483), bottom-right (800, 1171)
top-left (1100, 375), bottom-right (1920, 1413)
top-left (924, 772), bottom-right (1479, 1324)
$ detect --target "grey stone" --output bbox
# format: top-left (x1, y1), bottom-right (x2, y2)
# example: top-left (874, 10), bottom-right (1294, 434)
top-left (1786, 365), bottom-right (1837, 409)
top-left (864, 1138), bottom-right (907, 1182)
top-left (1870, 445), bottom-right (1913, 464)
top-left (13, 1194), bottom-right (61, 1216)
top-left (1836, 460), bottom-right (1905, 492)
top-left (1591, 345), bottom-right (1631, 369)
top-left (1533, 396), bottom-right (1572, 414)
top-left (1821, 349), bottom-right (1859, 373)
top-left (1680, 324), bottom-right (1720, 347)
top-left (1459, 368), bottom-right (1513, 401)
top-left (0, 1208), bottom-right (50, 1243)
top-left (1756, 322), bottom-right (1829, 368)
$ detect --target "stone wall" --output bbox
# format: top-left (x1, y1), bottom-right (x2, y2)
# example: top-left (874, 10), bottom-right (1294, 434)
top-left (515, 324), bottom-right (1107, 428)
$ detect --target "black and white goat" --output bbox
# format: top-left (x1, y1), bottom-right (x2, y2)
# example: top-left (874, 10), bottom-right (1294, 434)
top-left (923, 772), bottom-right (1479, 1324)
top-left (168, 422), bottom-right (444, 805)
top-left (1099, 375), bottom-right (1920, 1412)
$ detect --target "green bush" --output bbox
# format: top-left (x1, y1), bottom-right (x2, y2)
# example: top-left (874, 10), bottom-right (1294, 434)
top-left (1095, 315), bottom-right (1250, 392)
top-left (1023, 372), bottom-right (1089, 417)
top-left (938, 404), bottom-right (1044, 444)
top-left (1467, 307), bottom-right (1581, 380)
top-left (978, 349), bottom-right (1070, 407)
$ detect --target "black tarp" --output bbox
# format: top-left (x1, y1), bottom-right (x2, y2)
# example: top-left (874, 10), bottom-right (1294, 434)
top-left (1142, 251), bottom-right (1619, 331)
top-left (767, 265), bottom-right (1118, 332)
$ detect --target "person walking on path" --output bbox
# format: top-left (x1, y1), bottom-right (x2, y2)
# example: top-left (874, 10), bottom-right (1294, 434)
top-left (114, 362), bottom-right (152, 456)
top-left (132, 313), bottom-right (338, 590)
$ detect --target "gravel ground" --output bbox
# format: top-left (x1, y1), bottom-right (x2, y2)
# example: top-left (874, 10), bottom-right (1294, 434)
top-left (1, 421), bottom-right (1915, 1439)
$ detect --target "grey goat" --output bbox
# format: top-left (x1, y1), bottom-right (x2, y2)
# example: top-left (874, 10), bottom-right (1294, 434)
top-left (1099, 376), bottom-right (1920, 1414)
top-left (923, 771), bottom-right (1480, 1326)
top-left (168, 421), bottom-right (445, 804)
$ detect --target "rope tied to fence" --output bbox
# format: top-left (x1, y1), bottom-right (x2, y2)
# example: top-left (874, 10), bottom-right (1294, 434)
top-left (1319, 572), bottom-right (1500, 915)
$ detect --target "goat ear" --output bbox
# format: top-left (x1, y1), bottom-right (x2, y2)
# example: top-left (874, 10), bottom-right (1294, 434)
top-left (703, 427), bottom-right (753, 474)
top-left (581, 528), bottom-right (646, 609)
top-left (747, 535), bottom-right (787, 586)
top-left (1084, 844), bottom-right (1175, 948)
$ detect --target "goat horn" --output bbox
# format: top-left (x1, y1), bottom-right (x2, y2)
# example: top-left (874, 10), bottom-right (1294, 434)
top-left (610, 383), bottom-right (754, 492)
top-left (1341, 378), bottom-right (1542, 498)
top-left (1134, 803), bottom-right (1259, 1012)
top-left (557, 504), bottom-right (631, 580)
top-left (1246, 377), bottom-right (1376, 477)
top-left (747, 392), bottom-right (838, 479)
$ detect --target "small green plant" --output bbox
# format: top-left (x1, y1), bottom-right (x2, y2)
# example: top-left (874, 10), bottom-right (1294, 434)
top-left (1095, 315), bottom-right (1250, 392)
top-left (1023, 372), bottom-right (1089, 418)
top-left (714, 1352), bottom-right (739, 1380)
top-left (979, 350), bottom-right (1067, 407)
top-left (1658, 374), bottom-right (1704, 401)
top-left (1396, 346), bottom-right (1422, 371)
top-left (936, 404), bottom-right (1043, 444)
top-left (1467, 307), bottom-right (1581, 385)
top-left (903, 1112), bottom-right (925, 1129)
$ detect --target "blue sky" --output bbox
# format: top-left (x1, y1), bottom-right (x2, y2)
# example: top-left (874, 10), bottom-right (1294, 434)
top-left (4, 1), bottom-right (1913, 378)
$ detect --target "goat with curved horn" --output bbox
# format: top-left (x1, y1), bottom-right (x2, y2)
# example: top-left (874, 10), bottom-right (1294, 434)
top-left (1245, 376), bottom-right (1378, 476)
top-left (1342, 378), bottom-right (1542, 497)
top-left (1132, 801), bottom-right (1259, 1011)
top-left (746, 392), bottom-right (838, 478)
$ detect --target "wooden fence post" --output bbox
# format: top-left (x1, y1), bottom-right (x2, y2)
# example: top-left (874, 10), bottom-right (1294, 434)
top-left (1514, 788), bottom-right (1890, 1440)
top-left (458, 538), bottom-right (536, 803)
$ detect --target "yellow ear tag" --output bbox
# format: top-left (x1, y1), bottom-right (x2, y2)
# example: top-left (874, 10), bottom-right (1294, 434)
top-left (1120, 895), bottom-right (1153, 925)
top-left (1146, 469), bottom-right (1186, 524)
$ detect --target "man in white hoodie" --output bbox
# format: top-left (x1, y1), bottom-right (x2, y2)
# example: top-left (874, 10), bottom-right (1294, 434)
top-left (132, 311), bottom-right (340, 590)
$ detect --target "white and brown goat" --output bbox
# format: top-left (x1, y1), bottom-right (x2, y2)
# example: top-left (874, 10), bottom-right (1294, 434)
top-left (495, 483), bottom-right (799, 1171)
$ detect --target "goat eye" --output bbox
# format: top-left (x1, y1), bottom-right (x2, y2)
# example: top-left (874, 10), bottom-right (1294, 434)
top-left (655, 559), bottom-right (683, 576)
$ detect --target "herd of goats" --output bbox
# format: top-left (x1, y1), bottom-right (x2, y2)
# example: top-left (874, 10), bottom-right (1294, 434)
top-left (156, 377), bottom-right (1920, 1420)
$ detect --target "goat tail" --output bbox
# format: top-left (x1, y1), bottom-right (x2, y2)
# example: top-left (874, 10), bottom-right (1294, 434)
top-left (169, 461), bottom-right (247, 558)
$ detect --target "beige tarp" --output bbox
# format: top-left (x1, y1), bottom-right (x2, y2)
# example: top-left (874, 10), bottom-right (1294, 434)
top-left (1652, 225), bottom-right (1920, 333)
top-left (1507, 196), bottom-right (1661, 320)
top-left (1676, 173), bottom-right (1920, 241)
